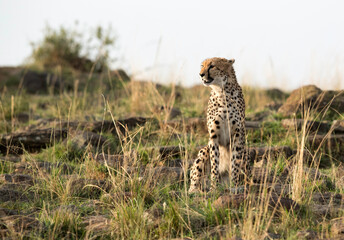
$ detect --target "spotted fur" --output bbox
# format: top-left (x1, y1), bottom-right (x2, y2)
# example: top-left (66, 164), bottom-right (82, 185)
top-left (189, 57), bottom-right (251, 193)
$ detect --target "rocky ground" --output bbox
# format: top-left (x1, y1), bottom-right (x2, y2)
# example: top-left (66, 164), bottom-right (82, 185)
top-left (0, 69), bottom-right (343, 239)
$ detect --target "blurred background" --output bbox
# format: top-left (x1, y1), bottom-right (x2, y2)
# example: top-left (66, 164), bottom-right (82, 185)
top-left (1, 0), bottom-right (344, 90)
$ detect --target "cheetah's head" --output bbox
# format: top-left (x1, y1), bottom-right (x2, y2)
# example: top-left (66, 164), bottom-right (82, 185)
top-left (199, 57), bottom-right (235, 89)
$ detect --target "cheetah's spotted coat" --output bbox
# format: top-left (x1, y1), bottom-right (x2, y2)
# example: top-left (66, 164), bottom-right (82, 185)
top-left (189, 57), bottom-right (250, 192)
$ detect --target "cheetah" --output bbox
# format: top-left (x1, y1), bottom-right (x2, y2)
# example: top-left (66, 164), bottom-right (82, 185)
top-left (189, 57), bottom-right (250, 193)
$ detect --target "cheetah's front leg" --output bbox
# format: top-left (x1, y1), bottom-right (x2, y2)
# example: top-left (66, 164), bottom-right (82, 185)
top-left (189, 146), bottom-right (209, 193)
top-left (231, 126), bottom-right (251, 186)
top-left (208, 119), bottom-right (222, 191)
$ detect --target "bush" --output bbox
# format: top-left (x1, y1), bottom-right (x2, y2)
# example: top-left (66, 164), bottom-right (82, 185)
top-left (30, 24), bottom-right (116, 73)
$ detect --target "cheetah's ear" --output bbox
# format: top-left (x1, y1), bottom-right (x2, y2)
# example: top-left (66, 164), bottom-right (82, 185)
top-left (228, 59), bottom-right (235, 64)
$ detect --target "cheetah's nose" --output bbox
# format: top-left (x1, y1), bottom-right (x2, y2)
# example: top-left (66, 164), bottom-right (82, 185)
top-left (200, 73), bottom-right (205, 77)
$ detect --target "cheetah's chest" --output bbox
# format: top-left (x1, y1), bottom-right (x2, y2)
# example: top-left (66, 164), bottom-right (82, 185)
top-left (217, 109), bottom-right (232, 147)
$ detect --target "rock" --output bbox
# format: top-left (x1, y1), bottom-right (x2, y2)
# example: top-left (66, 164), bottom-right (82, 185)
top-left (0, 174), bottom-right (34, 185)
top-left (264, 232), bottom-right (282, 239)
top-left (251, 167), bottom-right (274, 183)
top-left (67, 177), bottom-right (110, 198)
top-left (161, 158), bottom-right (188, 167)
top-left (281, 119), bottom-right (331, 134)
top-left (311, 192), bottom-right (343, 205)
top-left (22, 117), bottom-right (150, 136)
top-left (125, 166), bottom-right (184, 183)
top-left (296, 230), bottom-right (319, 240)
top-left (265, 88), bottom-right (288, 101)
top-left (245, 121), bottom-right (262, 130)
top-left (278, 85), bottom-right (344, 116)
top-left (0, 155), bottom-right (22, 163)
top-left (310, 204), bottom-right (342, 218)
top-left (92, 153), bottom-right (125, 167)
top-left (0, 189), bottom-right (31, 202)
top-left (69, 56), bottom-right (94, 72)
top-left (153, 106), bottom-right (181, 119)
top-left (249, 183), bottom-right (292, 196)
top-left (89, 117), bottom-right (150, 135)
top-left (246, 111), bottom-right (271, 121)
top-left (266, 194), bottom-right (300, 211)
top-left (52, 205), bottom-right (79, 217)
top-left (150, 145), bottom-right (185, 159)
top-left (22, 70), bottom-right (63, 94)
top-left (111, 69), bottom-right (130, 82)
top-left (82, 215), bottom-right (114, 233)
top-left (264, 102), bottom-right (283, 111)
top-left (307, 134), bottom-right (344, 154)
top-left (0, 208), bottom-right (18, 217)
top-left (14, 161), bottom-right (73, 174)
top-left (249, 146), bottom-right (293, 163)
top-left (303, 167), bottom-right (329, 181)
top-left (165, 118), bottom-right (207, 133)
top-left (213, 193), bottom-right (299, 212)
top-left (0, 215), bottom-right (41, 235)
top-left (0, 128), bottom-right (68, 154)
top-left (213, 194), bottom-right (247, 209)
top-left (145, 166), bottom-right (184, 182)
top-left (15, 113), bottom-right (30, 123)
top-left (198, 225), bottom-right (233, 239)
top-left (0, 183), bottom-right (33, 192)
top-left (0, 67), bottom-right (22, 88)
top-left (91, 152), bottom-right (137, 169)
top-left (68, 131), bottom-right (109, 150)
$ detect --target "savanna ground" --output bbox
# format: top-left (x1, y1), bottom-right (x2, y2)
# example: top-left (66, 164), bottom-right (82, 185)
top-left (0, 24), bottom-right (343, 240)
top-left (0, 69), bottom-right (343, 240)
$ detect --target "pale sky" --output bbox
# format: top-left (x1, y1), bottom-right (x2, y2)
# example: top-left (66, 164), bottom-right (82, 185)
top-left (1, 0), bottom-right (344, 90)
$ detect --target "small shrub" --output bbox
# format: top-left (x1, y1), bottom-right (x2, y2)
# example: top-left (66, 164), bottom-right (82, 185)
top-left (30, 24), bottom-right (116, 73)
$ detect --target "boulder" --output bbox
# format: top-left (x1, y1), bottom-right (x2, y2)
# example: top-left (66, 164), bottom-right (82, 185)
top-left (295, 230), bottom-right (319, 240)
top-left (0, 208), bottom-right (18, 217)
top-left (278, 85), bottom-right (344, 116)
top-left (307, 134), bottom-right (344, 155)
top-left (0, 128), bottom-right (68, 154)
top-left (111, 69), bottom-right (130, 82)
top-left (125, 166), bottom-right (184, 183)
top-left (311, 192), bottom-right (343, 205)
top-left (149, 145), bottom-right (185, 159)
top-left (153, 106), bottom-right (181, 120)
top-left (213, 193), bottom-right (299, 212)
top-left (0, 189), bottom-right (31, 202)
top-left (0, 174), bottom-right (34, 185)
top-left (91, 152), bottom-right (137, 169)
top-left (67, 177), bottom-right (110, 198)
top-left (14, 161), bottom-right (73, 174)
top-left (0, 215), bottom-right (41, 234)
top-left (68, 131), bottom-right (109, 151)
top-left (165, 118), bottom-right (207, 133)
top-left (22, 70), bottom-right (63, 94)
top-left (265, 88), bottom-right (288, 101)
top-left (82, 215), bottom-right (114, 234)
top-left (249, 145), bottom-right (293, 163)
top-left (281, 119), bottom-right (331, 134)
